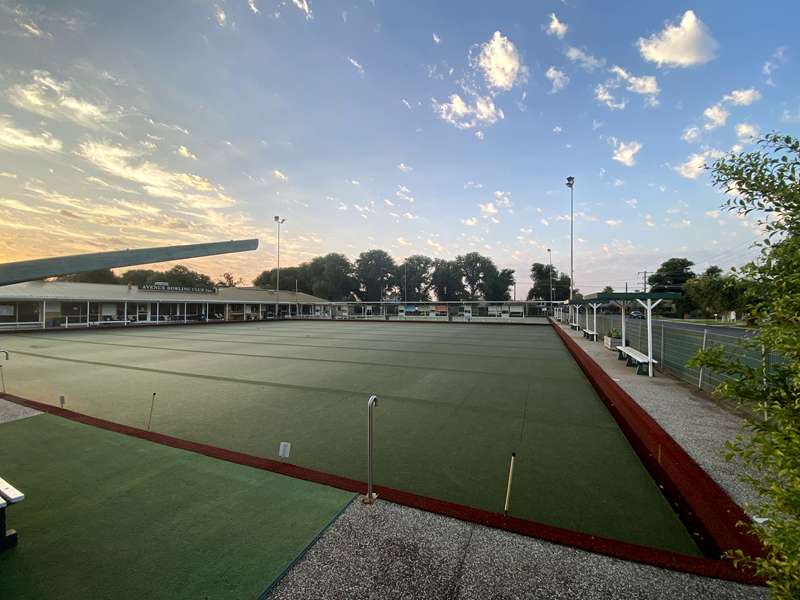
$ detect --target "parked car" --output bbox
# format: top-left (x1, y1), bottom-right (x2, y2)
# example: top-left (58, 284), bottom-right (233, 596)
top-left (629, 310), bottom-right (644, 319)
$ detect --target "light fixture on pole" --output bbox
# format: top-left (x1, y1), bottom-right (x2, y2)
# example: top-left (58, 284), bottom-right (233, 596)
top-left (274, 216), bottom-right (285, 319)
top-left (565, 176), bottom-right (575, 303)
top-left (547, 248), bottom-right (553, 311)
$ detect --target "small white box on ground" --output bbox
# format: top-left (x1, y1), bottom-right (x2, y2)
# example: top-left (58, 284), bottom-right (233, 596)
top-left (278, 442), bottom-right (291, 458)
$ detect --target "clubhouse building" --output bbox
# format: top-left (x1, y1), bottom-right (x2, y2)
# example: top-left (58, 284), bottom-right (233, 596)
top-left (0, 281), bottom-right (331, 329)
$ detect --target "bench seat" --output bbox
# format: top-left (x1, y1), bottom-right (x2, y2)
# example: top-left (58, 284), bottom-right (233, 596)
top-left (582, 329), bottom-right (598, 341)
top-left (615, 346), bottom-right (658, 375)
top-left (0, 476), bottom-right (24, 552)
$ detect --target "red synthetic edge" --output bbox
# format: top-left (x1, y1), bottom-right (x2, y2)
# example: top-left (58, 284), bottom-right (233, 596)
top-left (548, 321), bottom-right (765, 575)
top-left (1, 392), bottom-right (762, 584)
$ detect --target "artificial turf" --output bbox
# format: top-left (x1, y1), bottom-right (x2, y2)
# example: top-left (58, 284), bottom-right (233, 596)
top-left (0, 414), bottom-right (354, 600)
top-left (0, 321), bottom-right (700, 555)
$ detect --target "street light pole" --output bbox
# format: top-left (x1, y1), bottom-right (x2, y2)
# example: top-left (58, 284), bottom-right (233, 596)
top-left (547, 248), bottom-right (553, 310)
top-left (566, 176), bottom-right (575, 302)
top-left (274, 216), bottom-right (285, 319)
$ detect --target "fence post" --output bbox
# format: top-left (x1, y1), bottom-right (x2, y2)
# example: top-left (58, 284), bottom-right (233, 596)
top-left (698, 329), bottom-right (708, 389)
top-left (362, 395), bottom-right (379, 505)
top-left (660, 322), bottom-right (665, 368)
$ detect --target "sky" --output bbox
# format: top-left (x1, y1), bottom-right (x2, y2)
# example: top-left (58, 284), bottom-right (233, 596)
top-left (0, 1), bottom-right (798, 295)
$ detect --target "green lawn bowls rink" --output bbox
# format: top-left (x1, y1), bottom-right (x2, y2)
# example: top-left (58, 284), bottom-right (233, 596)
top-left (0, 320), bottom-right (700, 556)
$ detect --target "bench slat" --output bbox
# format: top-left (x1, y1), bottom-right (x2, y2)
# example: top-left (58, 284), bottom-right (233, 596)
top-left (617, 346), bottom-right (658, 364)
top-left (0, 478), bottom-right (24, 503)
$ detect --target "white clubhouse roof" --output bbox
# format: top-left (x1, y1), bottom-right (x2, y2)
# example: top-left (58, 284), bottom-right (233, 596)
top-left (0, 281), bottom-right (328, 304)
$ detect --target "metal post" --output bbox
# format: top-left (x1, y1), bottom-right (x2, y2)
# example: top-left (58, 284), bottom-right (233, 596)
top-left (620, 300), bottom-right (626, 345)
top-left (156, 302), bottom-right (159, 325)
top-left (42, 300), bottom-right (46, 329)
top-left (699, 329), bottom-right (708, 389)
top-left (547, 248), bottom-right (554, 307)
top-left (124, 301), bottom-right (128, 326)
top-left (362, 395), bottom-right (379, 504)
top-left (146, 392), bottom-right (157, 431)
top-left (86, 300), bottom-right (90, 327)
top-left (503, 452), bottom-right (516, 516)
top-left (274, 216), bottom-right (284, 320)
top-left (184, 302), bottom-right (187, 324)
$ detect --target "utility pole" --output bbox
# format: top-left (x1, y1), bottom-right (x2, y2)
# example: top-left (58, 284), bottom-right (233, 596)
top-left (637, 270), bottom-right (650, 293)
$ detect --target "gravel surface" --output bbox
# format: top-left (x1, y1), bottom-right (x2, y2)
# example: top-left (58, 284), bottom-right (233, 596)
top-left (269, 501), bottom-right (766, 600)
top-left (0, 397), bottom-right (40, 424)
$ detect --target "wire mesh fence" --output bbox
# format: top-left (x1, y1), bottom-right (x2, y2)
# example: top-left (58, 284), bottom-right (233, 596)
top-left (592, 314), bottom-right (778, 393)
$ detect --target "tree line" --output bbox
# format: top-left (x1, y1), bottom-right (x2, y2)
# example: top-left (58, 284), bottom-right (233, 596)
top-left (253, 250), bottom-right (516, 302)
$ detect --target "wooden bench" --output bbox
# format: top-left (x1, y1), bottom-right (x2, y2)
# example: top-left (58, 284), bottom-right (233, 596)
top-left (582, 328), bottom-right (598, 341)
top-left (0, 476), bottom-right (24, 551)
top-left (569, 322), bottom-right (580, 330)
top-left (615, 346), bottom-right (658, 375)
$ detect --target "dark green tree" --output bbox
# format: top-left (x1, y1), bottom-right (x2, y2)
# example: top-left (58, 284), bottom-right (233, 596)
top-left (119, 265), bottom-right (214, 289)
top-left (253, 265), bottom-right (312, 294)
top-left (431, 259), bottom-right (465, 301)
top-left (690, 133), bottom-right (800, 596)
top-left (478, 260), bottom-right (515, 301)
top-left (308, 253), bottom-right (357, 301)
top-left (647, 258), bottom-right (696, 290)
top-left (396, 255), bottom-right (434, 301)
top-left (457, 252), bottom-right (485, 300)
top-left (355, 249), bottom-right (396, 301)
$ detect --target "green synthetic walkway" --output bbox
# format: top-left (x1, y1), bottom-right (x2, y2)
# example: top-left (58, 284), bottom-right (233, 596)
top-left (0, 414), bottom-right (354, 600)
top-left (0, 322), bottom-right (700, 555)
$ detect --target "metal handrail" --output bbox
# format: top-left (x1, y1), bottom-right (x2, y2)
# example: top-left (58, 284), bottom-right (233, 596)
top-left (361, 395), bottom-right (378, 504)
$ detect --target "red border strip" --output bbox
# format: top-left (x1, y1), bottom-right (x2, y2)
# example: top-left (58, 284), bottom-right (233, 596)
top-left (1, 392), bottom-right (761, 583)
top-left (549, 323), bottom-right (765, 563)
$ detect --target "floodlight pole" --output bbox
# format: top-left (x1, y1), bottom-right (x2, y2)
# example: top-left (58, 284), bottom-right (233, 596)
top-left (547, 248), bottom-right (553, 310)
top-left (566, 176), bottom-right (575, 303)
top-left (274, 216), bottom-right (285, 319)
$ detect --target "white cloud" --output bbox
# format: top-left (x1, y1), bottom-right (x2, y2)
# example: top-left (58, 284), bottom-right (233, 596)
top-left (248, 0), bottom-right (259, 14)
top-left (782, 107), bottom-right (800, 124)
top-left (595, 84), bottom-right (626, 110)
top-left (337, 202), bottom-right (348, 211)
top-left (464, 181), bottom-right (482, 189)
top-left (213, 5), bottom-right (226, 27)
top-left (8, 71), bottom-right (118, 129)
top-left (545, 13), bottom-right (568, 39)
top-left (674, 148), bottom-right (723, 179)
top-left (397, 162), bottom-right (413, 173)
top-left (272, 169), bottom-right (288, 181)
top-left (177, 145), bottom-right (197, 160)
top-left (348, 57), bottom-right (365, 77)
top-left (0, 171), bottom-right (17, 178)
top-left (479, 202), bottom-right (498, 215)
top-left (565, 47), bottom-right (605, 71)
top-left (637, 10), bottom-right (718, 67)
top-left (763, 47), bottom-right (786, 86)
top-left (609, 66), bottom-right (660, 106)
top-left (432, 33), bottom-right (441, 44)
top-left (606, 219), bottom-right (623, 226)
top-left (644, 214), bottom-right (656, 228)
top-left (493, 190), bottom-right (513, 210)
top-left (611, 139), bottom-right (642, 167)
top-left (545, 66), bottom-right (569, 94)
top-left (703, 104), bottom-right (729, 130)
top-left (426, 239), bottom-right (445, 253)
top-left (735, 123), bottom-right (759, 140)
top-left (0, 115), bottom-right (62, 153)
top-left (291, 0), bottom-right (312, 20)
top-left (401, 98), bottom-right (412, 110)
top-left (432, 93), bottom-right (503, 130)
top-left (682, 126), bottom-right (701, 143)
top-left (540, 218), bottom-right (550, 226)
top-left (78, 140), bottom-right (236, 209)
top-left (626, 198), bottom-right (638, 208)
top-left (397, 236), bottom-right (410, 246)
top-left (476, 31), bottom-right (527, 91)
top-left (474, 130), bottom-right (484, 141)
top-left (552, 126), bottom-right (562, 134)
top-left (723, 88), bottom-right (761, 106)
top-left (402, 212), bottom-right (418, 220)
top-left (462, 217), bottom-right (478, 226)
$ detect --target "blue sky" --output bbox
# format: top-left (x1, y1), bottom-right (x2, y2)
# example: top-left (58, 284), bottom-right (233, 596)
top-left (0, 1), bottom-right (798, 294)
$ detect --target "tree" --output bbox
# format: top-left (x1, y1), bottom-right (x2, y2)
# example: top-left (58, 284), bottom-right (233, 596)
top-left (647, 258), bottom-right (695, 290)
top-left (119, 265), bottom-right (214, 289)
top-left (479, 260), bottom-right (515, 301)
top-left (308, 253), bottom-right (357, 301)
top-left (431, 259), bottom-right (465, 301)
top-left (690, 133), bottom-right (800, 597)
top-left (396, 255), bottom-right (434, 301)
top-left (602, 285), bottom-right (614, 293)
top-left (58, 269), bottom-right (119, 284)
top-left (457, 252), bottom-right (485, 300)
top-left (253, 265), bottom-right (312, 294)
top-left (528, 262), bottom-right (559, 300)
top-left (216, 272), bottom-right (244, 288)
top-left (355, 249), bottom-right (396, 301)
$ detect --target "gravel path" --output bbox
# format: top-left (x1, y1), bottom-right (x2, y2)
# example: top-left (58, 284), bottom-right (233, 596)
top-left (0, 397), bottom-right (40, 424)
